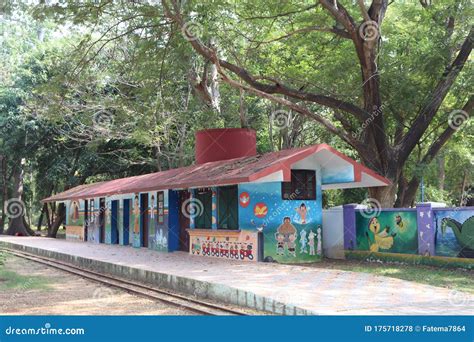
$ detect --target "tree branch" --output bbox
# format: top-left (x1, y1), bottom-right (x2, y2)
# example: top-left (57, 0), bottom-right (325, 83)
top-left (402, 96), bottom-right (472, 204)
top-left (237, 4), bottom-right (319, 21)
top-left (239, 25), bottom-right (351, 43)
top-left (398, 27), bottom-right (473, 164)
top-left (162, 0), bottom-right (369, 122)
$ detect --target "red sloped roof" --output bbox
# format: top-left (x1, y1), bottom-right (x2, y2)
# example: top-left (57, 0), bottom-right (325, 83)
top-left (42, 144), bottom-right (390, 202)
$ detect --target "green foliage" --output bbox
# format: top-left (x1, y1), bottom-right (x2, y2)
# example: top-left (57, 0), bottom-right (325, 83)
top-left (0, 0), bottom-right (471, 222)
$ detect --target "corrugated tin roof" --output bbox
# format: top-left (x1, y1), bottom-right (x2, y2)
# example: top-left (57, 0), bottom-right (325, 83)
top-left (42, 144), bottom-right (390, 202)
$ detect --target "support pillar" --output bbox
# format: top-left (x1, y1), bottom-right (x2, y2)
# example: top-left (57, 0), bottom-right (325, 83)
top-left (416, 203), bottom-right (435, 256)
top-left (343, 204), bottom-right (357, 251)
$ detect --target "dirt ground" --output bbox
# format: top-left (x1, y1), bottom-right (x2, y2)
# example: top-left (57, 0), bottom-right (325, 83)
top-left (0, 255), bottom-right (196, 315)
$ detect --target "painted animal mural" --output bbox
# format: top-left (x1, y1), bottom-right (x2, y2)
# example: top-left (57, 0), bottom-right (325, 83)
top-left (355, 211), bottom-right (418, 254)
top-left (435, 210), bottom-right (474, 259)
top-left (442, 216), bottom-right (474, 250)
top-left (366, 217), bottom-right (396, 252)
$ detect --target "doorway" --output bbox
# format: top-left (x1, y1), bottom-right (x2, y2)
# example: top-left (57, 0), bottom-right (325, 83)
top-left (83, 200), bottom-right (88, 242)
top-left (99, 198), bottom-right (105, 243)
top-left (140, 193), bottom-right (149, 247)
top-left (111, 200), bottom-right (119, 244)
top-left (178, 190), bottom-right (190, 252)
top-left (122, 199), bottom-right (130, 245)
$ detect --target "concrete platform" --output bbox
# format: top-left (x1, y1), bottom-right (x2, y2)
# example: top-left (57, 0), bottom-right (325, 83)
top-left (1, 236), bottom-right (473, 315)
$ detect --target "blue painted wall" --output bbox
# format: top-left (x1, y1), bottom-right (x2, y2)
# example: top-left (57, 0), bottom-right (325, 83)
top-left (321, 165), bottom-right (354, 184)
top-left (238, 179), bottom-right (322, 263)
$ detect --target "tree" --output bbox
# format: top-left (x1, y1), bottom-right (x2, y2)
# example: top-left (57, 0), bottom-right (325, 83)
top-left (161, 0), bottom-right (472, 207)
top-left (12, 0), bottom-right (470, 210)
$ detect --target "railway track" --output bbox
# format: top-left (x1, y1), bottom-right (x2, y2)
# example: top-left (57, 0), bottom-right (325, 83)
top-left (1, 248), bottom-right (250, 316)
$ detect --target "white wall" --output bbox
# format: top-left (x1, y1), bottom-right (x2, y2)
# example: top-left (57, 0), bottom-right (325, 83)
top-left (322, 207), bottom-right (345, 259)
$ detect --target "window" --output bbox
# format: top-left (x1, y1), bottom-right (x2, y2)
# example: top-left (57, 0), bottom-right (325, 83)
top-left (194, 188), bottom-right (212, 228)
top-left (157, 191), bottom-right (164, 224)
top-left (282, 170), bottom-right (316, 200)
top-left (217, 186), bottom-right (239, 230)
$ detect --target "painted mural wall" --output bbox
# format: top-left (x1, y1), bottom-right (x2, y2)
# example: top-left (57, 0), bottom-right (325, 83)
top-left (238, 181), bottom-right (322, 263)
top-left (105, 199), bottom-right (112, 243)
top-left (355, 210), bottom-right (418, 254)
top-left (434, 209), bottom-right (474, 259)
top-left (86, 198), bottom-right (101, 243)
top-left (131, 193), bottom-right (142, 248)
top-left (149, 191), bottom-right (169, 252)
top-left (128, 191), bottom-right (170, 250)
top-left (189, 231), bottom-right (258, 262)
top-left (65, 199), bottom-right (85, 241)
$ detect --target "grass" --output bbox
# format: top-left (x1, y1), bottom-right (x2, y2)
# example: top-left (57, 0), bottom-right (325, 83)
top-left (307, 259), bottom-right (474, 294)
top-left (0, 257), bottom-right (51, 291)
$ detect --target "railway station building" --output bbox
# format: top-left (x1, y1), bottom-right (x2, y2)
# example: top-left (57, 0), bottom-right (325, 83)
top-left (43, 128), bottom-right (390, 263)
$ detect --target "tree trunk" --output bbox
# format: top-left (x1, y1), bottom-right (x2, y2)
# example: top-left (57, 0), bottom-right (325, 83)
top-left (45, 202), bottom-right (51, 230)
top-left (48, 203), bottom-right (65, 238)
top-left (460, 170), bottom-right (468, 206)
top-left (239, 88), bottom-right (248, 128)
top-left (368, 184), bottom-right (398, 208)
top-left (438, 154), bottom-right (445, 191)
top-left (0, 155), bottom-right (7, 234)
top-left (5, 159), bottom-right (34, 236)
top-left (37, 202), bottom-right (47, 231)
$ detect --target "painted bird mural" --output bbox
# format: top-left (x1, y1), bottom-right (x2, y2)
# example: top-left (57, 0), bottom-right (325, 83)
top-left (441, 216), bottom-right (474, 252)
top-left (366, 217), bottom-right (396, 252)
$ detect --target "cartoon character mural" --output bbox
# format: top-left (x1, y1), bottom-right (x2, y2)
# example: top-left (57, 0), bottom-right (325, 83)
top-left (355, 210), bottom-right (418, 254)
top-left (366, 217), bottom-right (395, 252)
top-left (434, 209), bottom-right (474, 259)
top-left (277, 217), bottom-right (297, 257)
top-left (239, 181), bottom-right (322, 263)
top-left (295, 203), bottom-right (308, 224)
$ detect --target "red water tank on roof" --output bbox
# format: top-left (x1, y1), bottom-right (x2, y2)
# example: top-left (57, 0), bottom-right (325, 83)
top-left (195, 128), bottom-right (257, 164)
